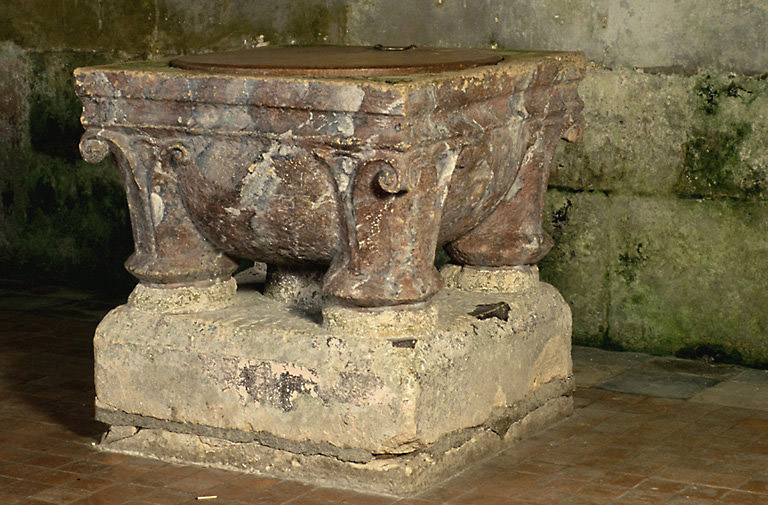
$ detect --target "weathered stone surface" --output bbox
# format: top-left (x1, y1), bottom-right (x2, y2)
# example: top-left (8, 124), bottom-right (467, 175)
top-left (0, 42), bottom-right (29, 152)
top-left (76, 49), bottom-right (584, 307)
top-left (442, 264), bottom-right (539, 293)
top-left (93, 279), bottom-right (572, 494)
top-left (542, 189), bottom-right (768, 367)
top-left (550, 66), bottom-right (694, 196)
top-left (0, 46), bottom-right (135, 290)
top-left (99, 395), bottom-right (572, 495)
top-left (675, 73), bottom-right (768, 201)
top-left (540, 190), bottom-right (612, 347)
top-left (346, 0), bottom-right (768, 73)
top-left (127, 278), bottom-right (237, 314)
top-left (550, 68), bottom-right (768, 200)
top-left (607, 195), bottom-right (768, 366)
top-left (0, 0), bottom-right (347, 54)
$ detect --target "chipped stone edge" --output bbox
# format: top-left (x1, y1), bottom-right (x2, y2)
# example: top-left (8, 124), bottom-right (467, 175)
top-left (127, 278), bottom-right (237, 314)
top-left (321, 300), bottom-right (439, 337)
top-left (440, 264), bottom-right (540, 293)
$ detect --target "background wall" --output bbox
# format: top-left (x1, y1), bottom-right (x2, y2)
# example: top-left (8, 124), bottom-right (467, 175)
top-left (1, 0), bottom-right (767, 364)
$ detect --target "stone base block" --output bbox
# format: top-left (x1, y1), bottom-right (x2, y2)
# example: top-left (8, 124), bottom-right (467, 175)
top-left (93, 276), bottom-right (573, 495)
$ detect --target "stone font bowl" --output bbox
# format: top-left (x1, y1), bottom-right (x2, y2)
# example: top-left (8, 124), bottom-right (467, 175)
top-left (76, 46), bottom-right (584, 307)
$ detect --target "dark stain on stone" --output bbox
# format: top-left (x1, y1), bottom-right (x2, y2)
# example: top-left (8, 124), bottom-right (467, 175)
top-left (391, 338), bottom-right (417, 348)
top-left (697, 76), bottom-right (755, 115)
top-left (551, 198), bottom-right (572, 236)
top-left (484, 413), bottom-right (516, 437)
top-left (675, 344), bottom-right (744, 366)
top-left (617, 243), bottom-right (647, 283)
top-left (470, 302), bottom-right (511, 321)
top-left (239, 363), bottom-right (318, 412)
top-left (325, 370), bottom-right (384, 405)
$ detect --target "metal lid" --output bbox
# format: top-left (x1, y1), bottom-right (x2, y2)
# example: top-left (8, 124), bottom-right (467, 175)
top-left (169, 45), bottom-right (502, 77)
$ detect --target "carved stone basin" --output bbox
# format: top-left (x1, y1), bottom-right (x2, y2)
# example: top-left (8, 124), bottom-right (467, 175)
top-left (76, 46), bottom-right (586, 493)
top-left (76, 45), bottom-right (584, 307)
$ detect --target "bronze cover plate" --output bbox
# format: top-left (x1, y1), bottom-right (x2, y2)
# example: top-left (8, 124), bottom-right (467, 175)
top-left (169, 45), bottom-right (503, 77)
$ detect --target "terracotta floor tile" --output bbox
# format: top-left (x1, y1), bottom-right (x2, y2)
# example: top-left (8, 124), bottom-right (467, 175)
top-left (688, 471), bottom-right (748, 489)
top-left (140, 487), bottom-right (196, 505)
top-left (195, 482), bottom-right (255, 501)
top-left (513, 461), bottom-right (568, 475)
top-left (553, 466), bottom-right (606, 482)
top-left (718, 489), bottom-right (768, 504)
top-left (414, 484), bottom-right (468, 502)
top-left (19, 452), bottom-right (73, 469)
top-left (0, 492), bottom-right (24, 504)
top-left (634, 477), bottom-right (687, 494)
top-left (58, 460), bottom-right (111, 475)
top-left (652, 466), bottom-right (704, 484)
top-left (303, 486), bottom-right (360, 502)
top-left (2, 477), bottom-right (50, 496)
top-left (506, 485), bottom-right (570, 505)
top-left (573, 482), bottom-right (626, 500)
top-left (226, 474), bottom-right (280, 490)
top-left (574, 455), bottom-right (631, 471)
top-left (25, 468), bottom-right (81, 486)
top-left (609, 488), bottom-right (669, 505)
top-left (555, 495), bottom-right (613, 505)
top-left (445, 490), bottom-right (508, 505)
top-left (675, 484), bottom-right (728, 500)
top-left (661, 496), bottom-right (717, 505)
top-left (279, 495), bottom-right (338, 505)
top-left (70, 483), bottom-right (155, 505)
top-left (532, 476), bottom-right (585, 495)
top-left (62, 475), bottom-right (116, 492)
top-left (342, 492), bottom-right (397, 505)
top-left (734, 418), bottom-right (768, 432)
top-left (266, 479), bottom-right (315, 496)
top-left (31, 485), bottom-right (92, 503)
top-left (392, 499), bottom-right (435, 505)
top-left (239, 488), bottom-right (295, 505)
top-left (471, 476), bottom-right (535, 497)
top-left (163, 474), bottom-right (228, 494)
top-left (591, 471), bottom-right (644, 488)
top-left (738, 476), bottom-right (768, 494)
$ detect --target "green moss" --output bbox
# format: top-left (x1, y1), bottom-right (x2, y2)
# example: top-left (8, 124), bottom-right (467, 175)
top-left (674, 73), bottom-right (768, 200)
top-left (676, 123), bottom-right (764, 199)
top-left (0, 50), bottom-right (135, 292)
top-left (0, 147), bottom-right (134, 291)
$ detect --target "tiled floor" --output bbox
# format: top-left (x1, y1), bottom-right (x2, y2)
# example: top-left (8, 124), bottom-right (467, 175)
top-left (2, 281), bottom-right (768, 505)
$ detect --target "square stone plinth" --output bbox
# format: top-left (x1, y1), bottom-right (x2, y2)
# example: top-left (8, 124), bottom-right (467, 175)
top-left (94, 280), bottom-right (572, 495)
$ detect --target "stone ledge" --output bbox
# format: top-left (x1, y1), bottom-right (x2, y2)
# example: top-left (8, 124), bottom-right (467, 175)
top-left (96, 392), bottom-right (573, 496)
top-left (96, 375), bottom-right (573, 466)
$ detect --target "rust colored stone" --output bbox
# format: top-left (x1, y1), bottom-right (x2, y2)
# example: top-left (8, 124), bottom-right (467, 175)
top-left (75, 46), bottom-right (585, 307)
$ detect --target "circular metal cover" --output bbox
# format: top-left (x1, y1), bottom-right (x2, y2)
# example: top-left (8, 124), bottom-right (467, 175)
top-left (169, 45), bottom-right (502, 77)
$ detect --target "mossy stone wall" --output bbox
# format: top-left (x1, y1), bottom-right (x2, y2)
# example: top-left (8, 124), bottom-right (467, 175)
top-left (2, 0), bottom-right (767, 363)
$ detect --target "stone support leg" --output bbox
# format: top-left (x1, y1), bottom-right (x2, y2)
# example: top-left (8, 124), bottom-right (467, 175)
top-left (323, 147), bottom-right (456, 307)
top-left (80, 128), bottom-right (237, 287)
top-left (445, 66), bottom-right (583, 267)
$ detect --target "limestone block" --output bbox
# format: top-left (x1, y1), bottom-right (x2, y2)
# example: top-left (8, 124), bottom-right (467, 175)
top-left (550, 66), bottom-right (694, 196)
top-left (606, 195), bottom-right (768, 366)
top-left (93, 280), bottom-right (573, 494)
top-left (540, 190), bottom-right (612, 348)
top-left (346, 0), bottom-right (768, 72)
